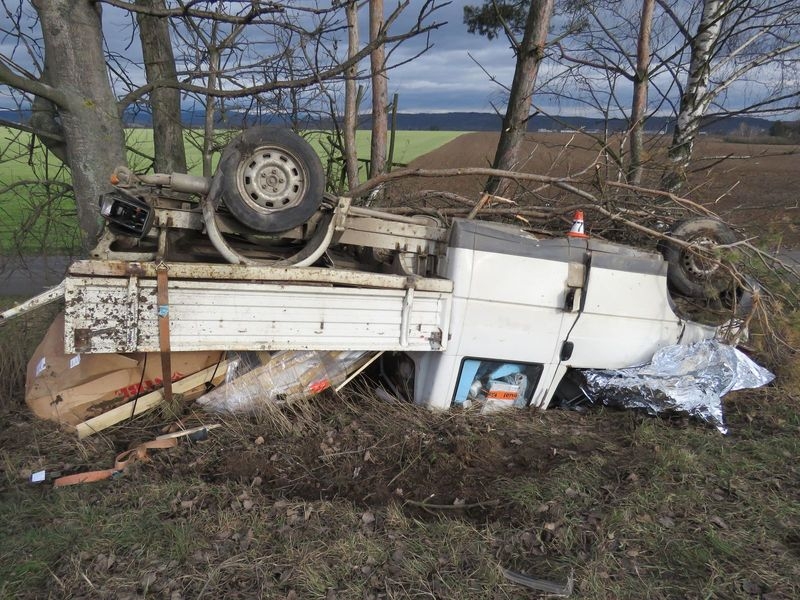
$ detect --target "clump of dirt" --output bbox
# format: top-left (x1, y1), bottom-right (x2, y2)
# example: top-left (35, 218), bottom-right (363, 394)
top-left (179, 394), bottom-right (613, 523)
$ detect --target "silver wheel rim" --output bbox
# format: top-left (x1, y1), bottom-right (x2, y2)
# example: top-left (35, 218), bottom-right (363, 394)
top-left (681, 235), bottom-right (720, 278)
top-left (236, 145), bottom-right (308, 213)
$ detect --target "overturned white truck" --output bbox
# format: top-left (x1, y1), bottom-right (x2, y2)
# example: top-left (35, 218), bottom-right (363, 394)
top-left (4, 127), bottom-right (746, 412)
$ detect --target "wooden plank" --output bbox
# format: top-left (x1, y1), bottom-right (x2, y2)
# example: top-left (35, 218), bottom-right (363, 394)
top-left (74, 360), bottom-right (228, 439)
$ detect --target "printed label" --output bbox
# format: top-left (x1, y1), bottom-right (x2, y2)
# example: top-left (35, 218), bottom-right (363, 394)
top-left (486, 382), bottom-right (519, 401)
top-left (487, 390), bottom-right (518, 400)
top-left (113, 371), bottom-right (186, 401)
top-left (35, 357), bottom-right (47, 377)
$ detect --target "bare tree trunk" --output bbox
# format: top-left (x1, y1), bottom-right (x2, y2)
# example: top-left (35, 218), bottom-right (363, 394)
top-left (628, 0), bottom-right (654, 186)
top-left (179, 8), bottom-right (245, 177)
top-left (31, 0), bottom-right (127, 250)
top-left (486, 0), bottom-right (555, 197)
top-left (136, 0), bottom-right (186, 174)
top-left (29, 94), bottom-right (68, 164)
top-left (344, 0), bottom-right (360, 190)
top-left (369, 0), bottom-right (388, 178)
top-left (202, 47), bottom-right (220, 178)
top-left (662, 0), bottom-right (729, 192)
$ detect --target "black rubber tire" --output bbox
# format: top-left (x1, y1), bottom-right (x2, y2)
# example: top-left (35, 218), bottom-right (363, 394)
top-left (219, 127), bottom-right (325, 233)
top-left (660, 218), bottom-right (738, 298)
top-left (719, 275), bottom-right (759, 318)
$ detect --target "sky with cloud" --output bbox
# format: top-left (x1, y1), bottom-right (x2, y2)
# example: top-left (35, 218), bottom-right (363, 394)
top-left (380, 2), bottom-right (518, 113)
top-left (0, 1), bottom-right (518, 114)
top-left (0, 1), bottom-right (795, 120)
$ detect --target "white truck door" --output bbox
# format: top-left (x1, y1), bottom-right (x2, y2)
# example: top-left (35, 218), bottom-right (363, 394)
top-left (413, 220), bottom-right (588, 410)
top-left (537, 241), bottom-right (716, 408)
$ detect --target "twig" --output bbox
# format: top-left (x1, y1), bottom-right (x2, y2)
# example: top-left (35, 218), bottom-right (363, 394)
top-left (398, 189), bottom-right (476, 206)
top-left (404, 498), bottom-right (500, 511)
top-left (501, 567), bottom-right (574, 597)
top-left (467, 193), bottom-right (491, 220)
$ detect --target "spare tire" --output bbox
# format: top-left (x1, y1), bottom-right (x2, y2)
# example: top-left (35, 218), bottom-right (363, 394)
top-left (218, 127), bottom-right (324, 233)
top-left (660, 218), bottom-right (738, 298)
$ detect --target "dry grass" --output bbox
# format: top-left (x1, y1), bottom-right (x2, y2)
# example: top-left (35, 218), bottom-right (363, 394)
top-left (2, 373), bottom-right (800, 599)
top-left (2, 130), bottom-right (799, 598)
top-left (0, 299), bottom-right (61, 406)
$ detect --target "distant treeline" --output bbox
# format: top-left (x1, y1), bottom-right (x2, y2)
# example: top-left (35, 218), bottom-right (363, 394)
top-left (770, 120), bottom-right (800, 140)
top-left (0, 108), bottom-right (793, 137)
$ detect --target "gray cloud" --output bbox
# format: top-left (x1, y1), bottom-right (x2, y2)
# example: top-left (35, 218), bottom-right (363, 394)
top-left (1, 2), bottom-right (794, 120)
top-left (382, 2), bottom-right (517, 112)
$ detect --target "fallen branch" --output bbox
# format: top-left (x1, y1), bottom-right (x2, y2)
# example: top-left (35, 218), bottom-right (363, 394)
top-left (350, 165), bottom-right (800, 345)
top-left (404, 498), bottom-right (500, 511)
top-left (501, 567), bottom-right (574, 597)
top-left (350, 166), bottom-right (711, 216)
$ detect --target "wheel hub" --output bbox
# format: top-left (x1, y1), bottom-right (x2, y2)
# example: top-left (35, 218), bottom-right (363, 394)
top-left (237, 146), bottom-right (307, 212)
top-left (681, 235), bottom-right (720, 278)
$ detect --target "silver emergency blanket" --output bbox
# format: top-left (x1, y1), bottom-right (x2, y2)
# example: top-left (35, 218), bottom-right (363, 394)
top-left (583, 340), bottom-right (774, 434)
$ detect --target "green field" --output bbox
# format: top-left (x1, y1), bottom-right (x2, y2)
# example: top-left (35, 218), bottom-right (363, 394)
top-left (0, 128), bottom-right (462, 253)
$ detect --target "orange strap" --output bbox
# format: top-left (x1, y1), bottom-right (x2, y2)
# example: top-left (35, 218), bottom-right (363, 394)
top-left (157, 264), bottom-right (174, 405)
top-left (53, 437), bottom-right (178, 488)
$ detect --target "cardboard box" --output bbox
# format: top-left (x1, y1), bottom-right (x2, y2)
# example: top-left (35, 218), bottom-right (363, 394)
top-left (25, 313), bottom-right (223, 426)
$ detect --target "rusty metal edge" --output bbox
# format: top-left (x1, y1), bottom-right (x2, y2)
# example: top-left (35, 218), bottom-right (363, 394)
top-left (66, 260), bottom-right (453, 293)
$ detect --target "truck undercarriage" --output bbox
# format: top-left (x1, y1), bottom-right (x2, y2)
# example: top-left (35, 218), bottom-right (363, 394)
top-left (4, 127), bottom-right (753, 418)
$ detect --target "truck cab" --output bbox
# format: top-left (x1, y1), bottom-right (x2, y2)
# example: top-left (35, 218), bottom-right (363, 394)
top-left (407, 219), bottom-right (716, 411)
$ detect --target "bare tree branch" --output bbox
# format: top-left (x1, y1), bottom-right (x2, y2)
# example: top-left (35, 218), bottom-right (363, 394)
top-left (116, 11), bottom-right (444, 110)
top-left (0, 62), bottom-right (68, 107)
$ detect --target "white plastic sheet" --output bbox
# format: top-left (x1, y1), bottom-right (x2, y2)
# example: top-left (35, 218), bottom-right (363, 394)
top-left (197, 350), bottom-right (369, 413)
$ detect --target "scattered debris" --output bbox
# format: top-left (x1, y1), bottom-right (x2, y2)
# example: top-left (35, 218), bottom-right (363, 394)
top-left (25, 312), bottom-right (223, 434)
top-left (74, 362), bottom-right (226, 438)
top-left (52, 437), bottom-right (178, 487)
top-left (155, 423), bottom-right (221, 441)
top-left (501, 566), bottom-right (574, 596)
top-left (196, 350), bottom-right (372, 413)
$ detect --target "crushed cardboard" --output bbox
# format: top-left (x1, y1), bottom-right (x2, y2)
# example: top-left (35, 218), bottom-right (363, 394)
top-left (26, 313), bottom-right (223, 427)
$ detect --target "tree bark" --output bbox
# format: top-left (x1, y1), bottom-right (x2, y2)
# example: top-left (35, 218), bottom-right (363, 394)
top-left (32, 0), bottom-right (127, 250)
top-left (136, 0), bottom-right (186, 174)
top-left (369, 0), bottom-right (388, 179)
top-left (344, 0), bottom-right (360, 190)
top-left (485, 0), bottom-right (555, 197)
top-left (202, 47), bottom-right (220, 178)
top-left (29, 94), bottom-right (68, 164)
top-left (662, 0), bottom-right (729, 193)
top-left (628, 0), bottom-right (654, 186)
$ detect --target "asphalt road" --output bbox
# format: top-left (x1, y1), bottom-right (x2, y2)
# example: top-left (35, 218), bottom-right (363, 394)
top-left (1, 255), bottom-right (74, 297)
top-left (2, 250), bottom-right (799, 298)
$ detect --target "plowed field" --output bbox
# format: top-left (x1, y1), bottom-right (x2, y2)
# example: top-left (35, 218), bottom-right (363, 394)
top-left (386, 131), bottom-right (800, 246)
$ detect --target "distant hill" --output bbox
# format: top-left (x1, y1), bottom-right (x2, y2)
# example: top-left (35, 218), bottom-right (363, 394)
top-left (0, 108), bottom-right (777, 136)
top-left (357, 112), bottom-right (777, 135)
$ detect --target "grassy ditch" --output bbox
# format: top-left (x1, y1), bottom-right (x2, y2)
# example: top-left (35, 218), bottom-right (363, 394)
top-left (1, 332), bottom-right (799, 598)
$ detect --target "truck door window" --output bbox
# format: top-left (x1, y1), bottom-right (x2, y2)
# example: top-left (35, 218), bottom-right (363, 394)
top-left (452, 359), bottom-right (544, 409)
